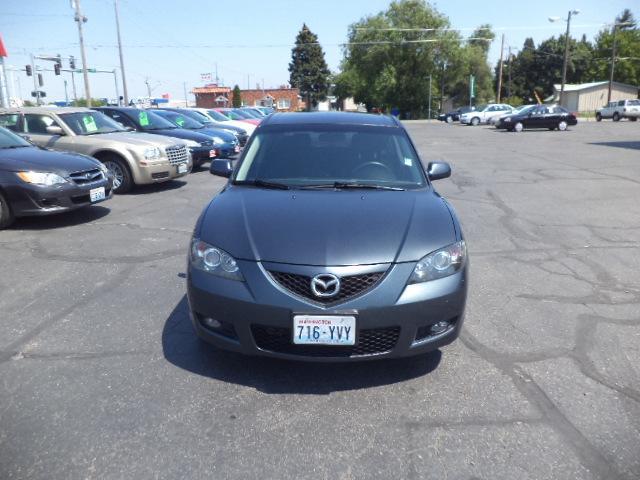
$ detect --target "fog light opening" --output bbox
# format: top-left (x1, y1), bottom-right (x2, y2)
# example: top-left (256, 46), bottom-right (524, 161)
top-left (203, 317), bottom-right (222, 329)
top-left (430, 321), bottom-right (450, 335)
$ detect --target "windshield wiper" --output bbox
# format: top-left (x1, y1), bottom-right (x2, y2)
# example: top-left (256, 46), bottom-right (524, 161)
top-left (234, 179), bottom-right (290, 190)
top-left (0, 145), bottom-right (30, 149)
top-left (300, 182), bottom-right (405, 191)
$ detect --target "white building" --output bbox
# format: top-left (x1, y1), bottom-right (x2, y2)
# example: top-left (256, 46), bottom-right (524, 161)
top-left (551, 81), bottom-right (639, 112)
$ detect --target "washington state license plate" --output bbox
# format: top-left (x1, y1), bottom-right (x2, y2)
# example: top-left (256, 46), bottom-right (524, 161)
top-left (293, 315), bottom-right (356, 346)
top-left (89, 187), bottom-right (105, 202)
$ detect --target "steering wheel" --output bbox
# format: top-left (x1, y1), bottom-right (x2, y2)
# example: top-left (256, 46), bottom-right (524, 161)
top-left (352, 161), bottom-right (394, 179)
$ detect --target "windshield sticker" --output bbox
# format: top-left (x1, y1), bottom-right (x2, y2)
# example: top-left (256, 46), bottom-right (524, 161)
top-left (404, 157), bottom-right (413, 167)
top-left (175, 116), bottom-right (185, 127)
top-left (139, 111), bottom-right (149, 127)
top-left (82, 115), bottom-right (98, 133)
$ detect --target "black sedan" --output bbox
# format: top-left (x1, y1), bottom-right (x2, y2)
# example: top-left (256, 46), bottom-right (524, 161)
top-left (0, 126), bottom-right (112, 229)
top-left (437, 106), bottom-right (475, 123)
top-left (93, 107), bottom-right (234, 168)
top-left (159, 108), bottom-right (250, 147)
top-left (496, 104), bottom-right (578, 132)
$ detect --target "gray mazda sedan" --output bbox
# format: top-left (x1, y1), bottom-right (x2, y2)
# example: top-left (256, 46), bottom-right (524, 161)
top-left (187, 112), bottom-right (467, 361)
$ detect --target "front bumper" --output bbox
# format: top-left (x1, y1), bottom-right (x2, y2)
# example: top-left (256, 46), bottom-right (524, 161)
top-left (6, 177), bottom-right (113, 217)
top-left (135, 159), bottom-right (191, 184)
top-left (187, 260), bottom-right (467, 362)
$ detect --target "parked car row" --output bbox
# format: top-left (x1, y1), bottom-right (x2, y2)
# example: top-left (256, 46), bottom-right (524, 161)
top-left (0, 105), bottom-right (273, 228)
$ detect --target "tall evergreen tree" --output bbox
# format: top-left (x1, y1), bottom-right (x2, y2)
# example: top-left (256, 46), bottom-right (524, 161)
top-left (289, 24), bottom-right (330, 111)
top-left (232, 85), bottom-right (242, 108)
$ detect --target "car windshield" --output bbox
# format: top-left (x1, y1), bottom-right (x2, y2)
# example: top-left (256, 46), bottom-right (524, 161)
top-left (459, 106), bottom-right (475, 113)
top-left (207, 109), bottom-right (231, 121)
top-left (180, 110), bottom-right (214, 125)
top-left (234, 125), bottom-right (427, 190)
top-left (241, 109), bottom-right (262, 118)
top-left (154, 110), bottom-right (203, 129)
top-left (60, 112), bottom-right (125, 135)
top-left (0, 126), bottom-right (32, 148)
top-left (230, 109), bottom-right (253, 119)
top-left (131, 110), bottom-right (177, 130)
top-left (476, 104), bottom-right (488, 111)
top-left (517, 105), bottom-right (538, 115)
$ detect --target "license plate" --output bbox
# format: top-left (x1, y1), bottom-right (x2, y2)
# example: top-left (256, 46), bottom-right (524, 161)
top-left (234, 145), bottom-right (240, 153)
top-left (293, 315), bottom-right (356, 346)
top-left (177, 163), bottom-right (188, 174)
top-left (89, 186), bottom-right (105, 202)
top-left (209, 149), bottom-right (217, 158)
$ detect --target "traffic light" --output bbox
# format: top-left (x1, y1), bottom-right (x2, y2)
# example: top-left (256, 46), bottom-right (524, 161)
top-left (25, 65), bottom-right (32, 76)
top-left (55, 54), bottom-right (62, 75)
top-left (54, 63), bottom-right (61, 75)
top-left (69, 56), bottom-right (76, 70)
top-left (38, 73), bottom-right (44, 87)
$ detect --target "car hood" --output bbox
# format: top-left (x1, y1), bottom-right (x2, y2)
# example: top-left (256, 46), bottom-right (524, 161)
top-left (89, 131), bottom-right (185, 147)
top-left (144, 128), bottom-right (212, 143)
top-left (191, 128), bottom-right (237, 143)
top-left (0, 146), bottom-right (100, 174)
top-left (199, 187), bottom-right (456, 266)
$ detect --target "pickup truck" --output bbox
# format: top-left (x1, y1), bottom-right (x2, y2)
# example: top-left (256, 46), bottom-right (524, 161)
top-left (596, 99), bottom-right (640, 122)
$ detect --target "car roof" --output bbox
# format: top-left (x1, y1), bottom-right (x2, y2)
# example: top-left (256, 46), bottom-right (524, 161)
top-left (0, 106), bottom-right (92, 114)
top-left (264, 112), bottom-right (399, 127)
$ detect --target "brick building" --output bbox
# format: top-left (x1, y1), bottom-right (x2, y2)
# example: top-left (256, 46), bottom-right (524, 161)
top-left (193, 84), bottom-right (303, 112)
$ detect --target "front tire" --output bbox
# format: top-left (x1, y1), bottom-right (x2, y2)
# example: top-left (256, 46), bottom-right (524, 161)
top-left (596, 112), bottom-right (602, 122)
top-left (613, 112), bottom-right (620, 122)
top-left (558, 121), bottom-right (568, 131)
top-left (0, 191), bottom-right (15, 230)
top-left (470, 117), bottom-right (480, 126)
top-left (630, 117), bottom-right (638, 122)
top-left (101, 155), bottom-right (133, 194)
top-left (514, 122), bottom-right (523, 132)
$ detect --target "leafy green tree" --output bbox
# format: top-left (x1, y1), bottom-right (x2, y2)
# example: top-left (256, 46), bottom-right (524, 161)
top-left (339, 0), bottom-right (463, 117)
top-left (72, 98), bottom-right (106, 107)
top-left (232, 85), bottom-right (242, 107)
top-left (289, 24), bottom-right (330, 111)
top-left (592, 10), bottom-right (640, 87)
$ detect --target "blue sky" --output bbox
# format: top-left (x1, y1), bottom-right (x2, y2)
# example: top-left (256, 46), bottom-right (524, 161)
top-left (1, 0), bottom-right (636, 102)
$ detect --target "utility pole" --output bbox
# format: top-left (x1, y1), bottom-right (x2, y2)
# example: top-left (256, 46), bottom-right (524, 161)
top-left (112, 69), bottom-right (119, 104)
top-left (70, 70), bottom-right (78, 102)
top-left (114, 0), bottom-right (128, 105)
top-left (183, 81), bottom-right (188, 107)
top-left (64, 79), bottom-right (69, 104)
top-left (73, 0), bottom-right (92, 106)
top-left (550, 9), bottom-right (579, 107)
top-left (215, 63), bottom-right (219, 84)
top-left (427, 74), bottom-right (432, 119)
top-left (497, 33), bottom-right (505, 102)
top-left (607, 23), bottom-right (618, 103)
top-left (145, 77), bottom-right (152, 99)
top-left (30, 53), bottom-right (40, 105)
top-left (507, 46), bottom-right (512, 98)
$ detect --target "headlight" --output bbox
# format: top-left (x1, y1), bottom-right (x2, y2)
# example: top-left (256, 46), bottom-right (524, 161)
top-left (16, 171), bottom-right (67, 186)
top-left (212, 136), bottom-right (225, 146)
top-left (504, 117), bottom-right (512, 122)
top-left (144, 147), bottom-right (161, 160)
top-left (409, 240), bottom-right (466, 284)
top-left (190, 238), bottom-right (244, 281)
top-left (98, 162), bottom-right (109, 174)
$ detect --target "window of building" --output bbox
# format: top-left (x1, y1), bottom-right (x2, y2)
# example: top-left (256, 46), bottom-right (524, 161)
top-left (277, 98), bottom-right (291, 109)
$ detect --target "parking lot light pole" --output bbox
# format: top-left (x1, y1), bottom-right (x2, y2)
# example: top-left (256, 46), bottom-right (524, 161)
top-left (549, 9), bottom-right (579, 107)
top-left (114, 0), bottom-right (128, 105)
top-left (73, 0), bottom-right (92, 107)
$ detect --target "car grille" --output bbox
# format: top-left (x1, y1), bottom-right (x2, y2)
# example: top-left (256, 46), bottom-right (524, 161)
top-left (69, 168), bottom-right (103, 185)
top-left (268, 271), bottom-right (384, 305)
top-left (251, 325), bottom-right (400, 357)
top-left (165, 144), bottom-right (189, 165)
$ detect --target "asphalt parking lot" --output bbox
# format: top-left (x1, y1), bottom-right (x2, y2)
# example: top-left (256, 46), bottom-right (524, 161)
top-left (1, 120), bottom-right (639, 479)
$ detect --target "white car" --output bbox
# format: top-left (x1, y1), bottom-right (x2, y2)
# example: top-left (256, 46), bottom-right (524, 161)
top-left (596, 99), bottom-right (640, 122)
top-left (188, 107), bottom-right (256, 135)
top-left (460, 104), bottom-right (513, 126)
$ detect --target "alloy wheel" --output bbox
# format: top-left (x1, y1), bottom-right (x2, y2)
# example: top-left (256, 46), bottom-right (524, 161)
top-left (558, 121), bottom-right (567, 131)
top-left (103, 160), bottom-right (124, 190)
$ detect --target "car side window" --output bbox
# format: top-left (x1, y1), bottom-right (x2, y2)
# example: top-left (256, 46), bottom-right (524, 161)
top-left (23, 114), bottom-right (60, 134)
top-left (0, 114), bottom-right (22, 132)
top-left (617, 100), bottom-right (625, 107)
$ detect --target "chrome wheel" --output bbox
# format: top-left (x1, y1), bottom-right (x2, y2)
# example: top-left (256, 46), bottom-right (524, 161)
top-left (558, 121), bottom-right (567, 131)
top-left (103, 160), bottom-right (124, 190)
top-left (514, 122), bottom-right (523, 132)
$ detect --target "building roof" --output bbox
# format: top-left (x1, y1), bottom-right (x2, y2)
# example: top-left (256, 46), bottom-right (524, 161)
top-left (192, 85), bottom-right (231, 94)
top-left (553, 81), bottom-right (639, 92)
top-left (264, 111), bottom-right (398, 127)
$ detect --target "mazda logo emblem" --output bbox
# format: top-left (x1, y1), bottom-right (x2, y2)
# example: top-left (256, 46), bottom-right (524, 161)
top-left (310, 274), bottom-right (340, 298)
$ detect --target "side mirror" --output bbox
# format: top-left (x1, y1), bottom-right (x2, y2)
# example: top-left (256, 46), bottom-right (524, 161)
top-left (210, 159), bottom-right (234, 178)
top-left (46, 125), bottom-right (64, 135)
top-left (427, 161), bottom-right (451, 181)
